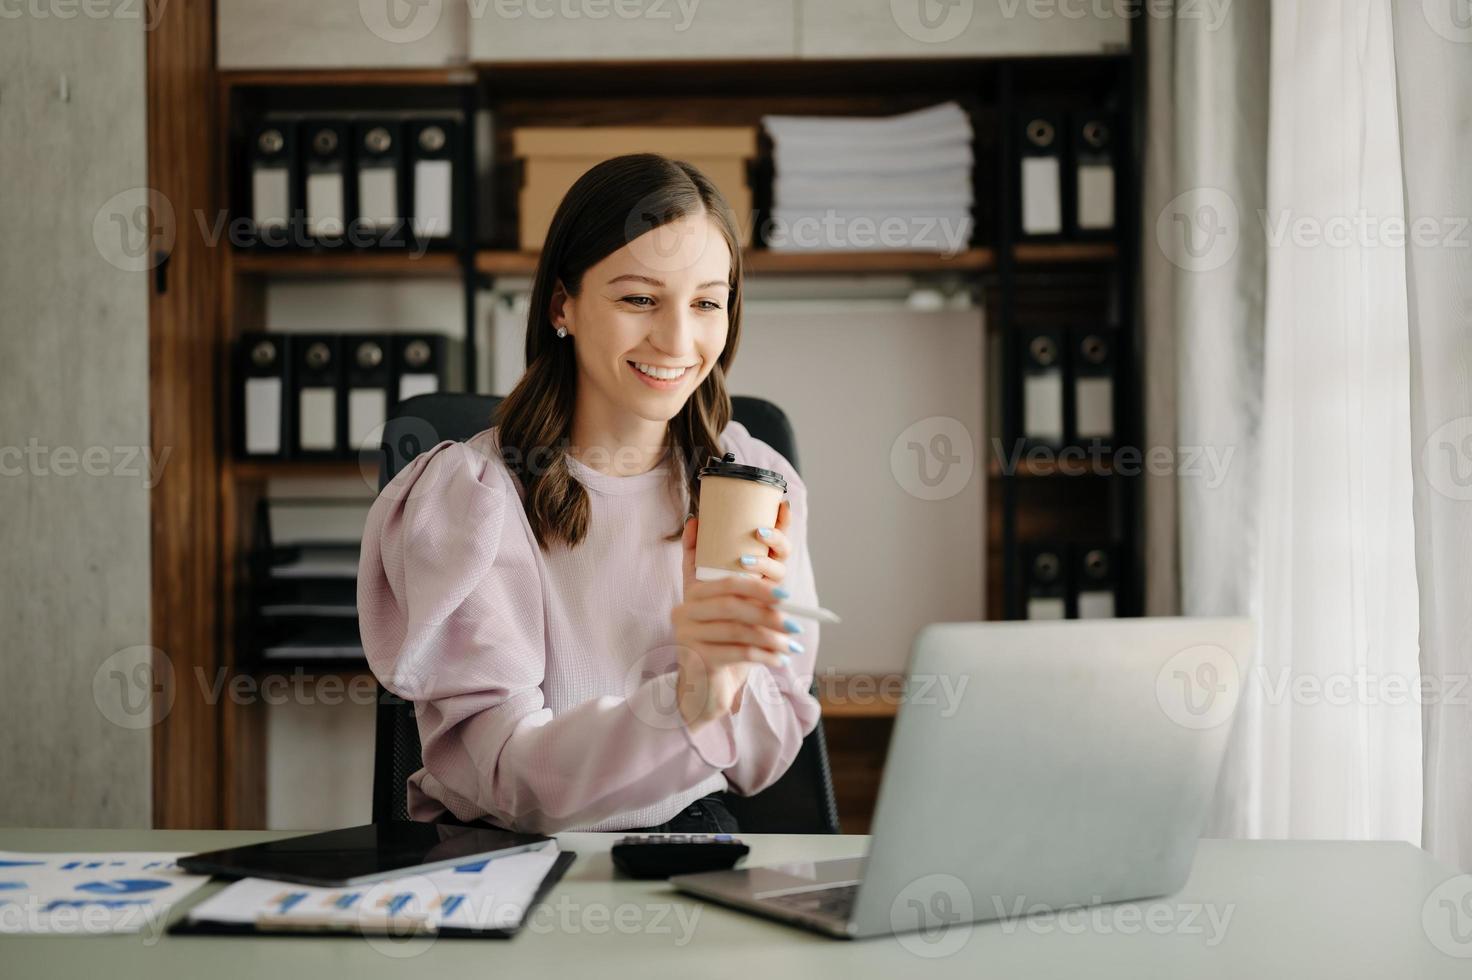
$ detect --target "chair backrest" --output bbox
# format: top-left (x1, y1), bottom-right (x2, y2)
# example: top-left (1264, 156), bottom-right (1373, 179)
top-left (371, 392), bottom-right (839, 834)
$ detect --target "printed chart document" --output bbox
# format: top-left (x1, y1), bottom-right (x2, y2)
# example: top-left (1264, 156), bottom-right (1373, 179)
top-left (0, 851), bottom-right (209, 935)
top-left (176, 842), bottom-right (571, 938)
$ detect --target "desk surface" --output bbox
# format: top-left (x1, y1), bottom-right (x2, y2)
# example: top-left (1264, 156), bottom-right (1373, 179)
top-left (3, 829), bottom-right (1469, 978)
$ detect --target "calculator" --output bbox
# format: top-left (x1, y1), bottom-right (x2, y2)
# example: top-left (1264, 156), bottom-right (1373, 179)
top-left (609, 834), bottom-right (750, 880)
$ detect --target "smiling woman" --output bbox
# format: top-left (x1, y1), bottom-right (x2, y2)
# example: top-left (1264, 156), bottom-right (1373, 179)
top-left (357, 154), bottom-right (822, 834)
top-left (499, 152), bottom-right (745, 549)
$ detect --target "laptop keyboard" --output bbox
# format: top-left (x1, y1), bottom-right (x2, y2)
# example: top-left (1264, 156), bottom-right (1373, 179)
top-left (765, 883), bottom-right (859, 920)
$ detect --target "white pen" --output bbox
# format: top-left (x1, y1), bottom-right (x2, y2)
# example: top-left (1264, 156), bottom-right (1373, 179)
top-left (777, 600), bottom-right (842, 625)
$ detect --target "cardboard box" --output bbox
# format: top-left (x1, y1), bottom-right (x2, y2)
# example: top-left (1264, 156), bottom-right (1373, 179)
top-left (512, 127), bottom-right (757, 250)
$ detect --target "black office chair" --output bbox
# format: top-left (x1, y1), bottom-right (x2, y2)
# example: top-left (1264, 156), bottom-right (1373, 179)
top-left (370, 392), bottom-right (841, 834)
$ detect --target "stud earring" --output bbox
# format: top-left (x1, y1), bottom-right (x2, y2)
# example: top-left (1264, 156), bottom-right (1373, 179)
top-left (556, 326), bottom-right (568, 338)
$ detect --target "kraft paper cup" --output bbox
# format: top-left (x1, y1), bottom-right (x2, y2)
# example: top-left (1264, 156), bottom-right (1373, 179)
top-left (694, 452), bottom-right (787, 582)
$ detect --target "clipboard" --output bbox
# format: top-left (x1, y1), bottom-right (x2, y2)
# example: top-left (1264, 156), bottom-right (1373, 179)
top-left (167, 850), bottom-right (575, 940)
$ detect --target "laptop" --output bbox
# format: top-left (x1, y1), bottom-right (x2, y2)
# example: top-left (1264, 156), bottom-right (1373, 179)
top-left (672, 617), bottom-right (1254, 939)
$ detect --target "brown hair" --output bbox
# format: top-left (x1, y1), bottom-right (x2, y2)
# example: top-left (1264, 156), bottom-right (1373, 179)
top-left (493, 153), bottom-right (745, 550)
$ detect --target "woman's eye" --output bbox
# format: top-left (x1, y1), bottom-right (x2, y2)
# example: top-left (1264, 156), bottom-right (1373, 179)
top-left (695, 300), bottom-right (724, 312)
top-left (620, 295), bottom-right (655, 308)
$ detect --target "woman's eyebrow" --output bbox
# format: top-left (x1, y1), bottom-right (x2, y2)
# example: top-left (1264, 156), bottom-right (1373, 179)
top-left (606, 274), bottom-right (730, 291)
top-left (607, 274), bottom-right (663, 287)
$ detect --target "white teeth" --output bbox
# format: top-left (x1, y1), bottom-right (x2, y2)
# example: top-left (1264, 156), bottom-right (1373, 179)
top-left (633, 362), bottom-right (688, 381)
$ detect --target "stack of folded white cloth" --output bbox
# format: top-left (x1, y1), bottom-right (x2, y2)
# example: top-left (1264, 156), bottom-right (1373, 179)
top-left (762, 101), bottom-right (974, 254)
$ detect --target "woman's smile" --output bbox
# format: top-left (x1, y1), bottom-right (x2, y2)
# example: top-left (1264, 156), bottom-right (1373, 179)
top-left (627, 359), bottom-right (695, 390)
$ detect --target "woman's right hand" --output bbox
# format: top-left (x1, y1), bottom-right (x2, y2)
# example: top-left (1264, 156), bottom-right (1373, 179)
top-left (671, 516), bottom-right (797, 730)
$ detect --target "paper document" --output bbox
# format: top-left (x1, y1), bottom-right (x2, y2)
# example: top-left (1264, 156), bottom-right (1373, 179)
top-left (0, 851), bottom-right (209, 935)
top-left (184, 842), bottom-right (562, 934)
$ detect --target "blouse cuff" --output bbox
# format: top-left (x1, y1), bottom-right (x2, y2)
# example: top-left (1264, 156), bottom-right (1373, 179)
top-left (682, 712), bottom-right (739, 769)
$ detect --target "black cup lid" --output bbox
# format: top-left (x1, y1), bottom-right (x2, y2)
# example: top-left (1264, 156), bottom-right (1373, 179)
top-left (697, 452), bottom-right (787, 492)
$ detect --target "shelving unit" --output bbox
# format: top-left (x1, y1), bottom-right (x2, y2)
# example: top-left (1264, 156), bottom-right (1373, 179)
top-left (189, 54), bottom-right (1143, 831)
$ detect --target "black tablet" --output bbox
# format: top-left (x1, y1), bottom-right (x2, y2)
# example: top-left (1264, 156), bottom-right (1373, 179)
top-left (179, 821), bottom-right (552, 887)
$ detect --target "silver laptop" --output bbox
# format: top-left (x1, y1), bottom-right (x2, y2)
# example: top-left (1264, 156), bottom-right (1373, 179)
top-left (672, 617), bottom-right (1254, 939)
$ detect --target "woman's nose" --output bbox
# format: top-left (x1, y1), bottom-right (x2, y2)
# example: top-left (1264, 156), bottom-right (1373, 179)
top-left (647, 306), bottom-right (698, 357)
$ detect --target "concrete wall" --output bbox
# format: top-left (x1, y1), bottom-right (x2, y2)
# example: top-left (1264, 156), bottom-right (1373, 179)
top-left (0, 14), bottom-right (152, 827)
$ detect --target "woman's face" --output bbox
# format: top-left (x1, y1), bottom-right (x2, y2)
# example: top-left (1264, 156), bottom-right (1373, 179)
top-left (553, 212), bottom-right (733, 426)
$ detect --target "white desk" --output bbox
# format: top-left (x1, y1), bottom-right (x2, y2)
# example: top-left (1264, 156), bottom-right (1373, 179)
top-left (3, 829), bottom-right (1469, 978)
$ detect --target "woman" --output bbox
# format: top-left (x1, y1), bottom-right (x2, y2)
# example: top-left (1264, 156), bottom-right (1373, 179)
top-left (358, 154), bottom-right (822, 834)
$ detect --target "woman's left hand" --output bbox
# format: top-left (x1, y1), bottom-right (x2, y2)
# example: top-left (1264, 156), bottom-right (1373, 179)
top-left (742, 500), bottom-right (793, 584)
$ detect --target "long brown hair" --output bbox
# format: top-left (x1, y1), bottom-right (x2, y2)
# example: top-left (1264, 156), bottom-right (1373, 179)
top-left (493, 153), bottom-right (745, 551)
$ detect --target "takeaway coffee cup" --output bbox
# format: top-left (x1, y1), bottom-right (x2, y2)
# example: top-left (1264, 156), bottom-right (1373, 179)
top-left (694, 452), bottom-right (787, 581)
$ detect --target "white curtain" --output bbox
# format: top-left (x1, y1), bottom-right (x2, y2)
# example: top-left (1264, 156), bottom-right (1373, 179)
top-left (1147, 0), bottom-right (1435, 853)
top-left (1388, 1), bottom-right (1472, 873)
top-left (1253, 0), bottom-right (1422, 843)
top-left (1143, 0), bottom-right (1270, 837)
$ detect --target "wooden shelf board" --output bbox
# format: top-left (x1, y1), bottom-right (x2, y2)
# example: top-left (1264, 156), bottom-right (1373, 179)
top-left (232, 250), bottom-right (462, 278)
top-left (476, 247), bottom-right (995, 278)
top-left (744, 248), bottom-right (995, 275)
top-left (221, 68), bottom-right (476, 89)
top-left (817, 673), bottom-right (906, 719)
top-left (1013, 242), bottom-right (1118, 265)
top-left (229, 459), bottom-right (372, 482)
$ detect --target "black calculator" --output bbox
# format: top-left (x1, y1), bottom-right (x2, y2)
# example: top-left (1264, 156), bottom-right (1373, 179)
top-left (610, 834), bottom-right (750, 880)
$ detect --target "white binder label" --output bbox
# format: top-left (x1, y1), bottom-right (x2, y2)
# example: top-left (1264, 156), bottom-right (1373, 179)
top-left (305, 173), bottom-right (345, 237)
top-left (1075, 376), bottom-right (1114, 439)
top-left (251, 167), bottom-right (289, 230)
top-left (1027, 597), bottom-right (1066, 620)
top-left (348, 388), bottom-right (387, 451)
top-left (399, 373), bottom-right (440, 401)
top-left (1078, 590), bottom-right (1117, 619)
top-left (298, 387), bottom-right (337, 452)
top-left (1023, 372), bottom-right (1064, 443)
top-left (1021, 156), bottom-right (1062, 235)
top-left (412, 159), bottom-right (453, 238)
top-left (358, 167), bottom-right (399, 231)
top-left (243, 377), bottom-right (282, 455)
top-left (1077, 162), bottom-right (1116, 230)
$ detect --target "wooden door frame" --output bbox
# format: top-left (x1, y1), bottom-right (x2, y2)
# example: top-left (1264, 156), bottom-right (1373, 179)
top-left (147, 0), bottom-right (252, 829)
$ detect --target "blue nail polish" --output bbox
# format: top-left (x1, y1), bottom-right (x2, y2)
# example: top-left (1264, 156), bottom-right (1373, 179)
top-left (739, 555), bottom-right (758, 567)
top-left (778, 654), bottom-right (791, 668)
top-left (787, 640), bottom-right (805, 655)
top-left (757, 527), bottom-right (773, 540)
top-left (783, 617), bottom-right (801, 634)
top-left (772, 586), bottom-right (791, 600)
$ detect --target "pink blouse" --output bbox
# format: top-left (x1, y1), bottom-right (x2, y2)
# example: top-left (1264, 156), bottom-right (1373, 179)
top-left (357, 421), bottom-right (822, 832)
